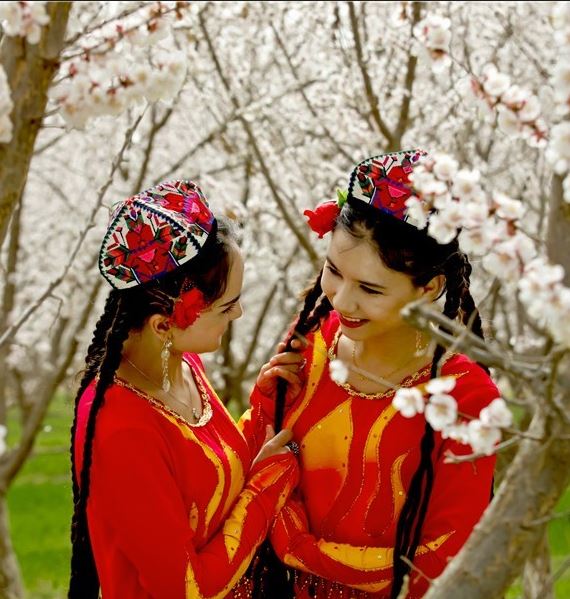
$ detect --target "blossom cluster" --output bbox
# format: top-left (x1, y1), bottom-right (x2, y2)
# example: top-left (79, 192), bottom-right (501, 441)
top-left (50, 3), bottom-right (189, 129)
top-left (469, 64), bottom-right (547, 147)
top-left (0, 1), bottom-right (50, 45)
top-left (412, 14), bottom-right (452, 72)
top-left (52, 50), bottom-right (188, 129)
top-left (392, 377), bottom-right (513, 456)
top-left (407, 152), bottom-right (570, 347)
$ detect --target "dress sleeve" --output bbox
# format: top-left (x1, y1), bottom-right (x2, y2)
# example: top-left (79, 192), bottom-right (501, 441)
top-left (91, 425), bottom-right (299, 599)
top-left (270, 364), bottom-right (498, 597)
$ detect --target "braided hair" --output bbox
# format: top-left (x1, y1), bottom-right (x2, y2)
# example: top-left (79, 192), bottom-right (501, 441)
top-left (68, 218), bottom-right (236, 599)
top-left (266, 201), bottom-right (486, 598)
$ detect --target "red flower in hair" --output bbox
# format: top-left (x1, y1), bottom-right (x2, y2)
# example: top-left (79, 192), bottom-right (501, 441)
top-left (303, 201), bottom-right (340, 238)
top-left (171, 288), bottom-right (207, 329)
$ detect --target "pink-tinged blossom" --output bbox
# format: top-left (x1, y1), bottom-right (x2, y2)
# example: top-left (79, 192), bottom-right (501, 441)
top-left (0, 1), bottom-right (49, 45)
top-left (467, 420), bottom-right (502, 455)
top-left (392, 387), bottom-right (425, 418)
top-left (425, 394), bottom-right (458, 431)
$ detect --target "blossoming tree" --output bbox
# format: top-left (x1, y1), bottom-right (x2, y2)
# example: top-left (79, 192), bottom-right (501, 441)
top-left (0, 1), bottom-right (569, 597)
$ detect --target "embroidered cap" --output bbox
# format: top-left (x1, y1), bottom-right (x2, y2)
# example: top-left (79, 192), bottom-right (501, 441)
top-left (347, 148), bottom-right (428, 227)
top-left (99, 180), bottom-right (216, 290)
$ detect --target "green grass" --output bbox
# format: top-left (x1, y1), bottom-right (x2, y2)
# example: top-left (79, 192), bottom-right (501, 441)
top-left (7, 394), bottom-right (73, 599)
top-left (5, 394), bottom-right (570, 598)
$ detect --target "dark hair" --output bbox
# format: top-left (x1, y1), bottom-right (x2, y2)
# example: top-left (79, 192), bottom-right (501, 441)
top-left (68, 217), bottom-right (236, 599)
top-left (266, 200), bottom-right (486, 598)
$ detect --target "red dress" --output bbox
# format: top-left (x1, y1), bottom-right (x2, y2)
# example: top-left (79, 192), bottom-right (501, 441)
top-left (74, 353), bottom-right (298, 599)
top-left (240, 312), bottom-right (498, 598)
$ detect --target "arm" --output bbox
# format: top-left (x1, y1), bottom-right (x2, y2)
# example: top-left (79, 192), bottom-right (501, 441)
top-left (92, 426), bottom-right (299, 599)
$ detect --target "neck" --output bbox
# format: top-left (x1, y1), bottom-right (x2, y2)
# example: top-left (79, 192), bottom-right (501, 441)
top-left (121, 340), bottom-right (184, 390)
top-left (356, 327), bottom-right (417, 366)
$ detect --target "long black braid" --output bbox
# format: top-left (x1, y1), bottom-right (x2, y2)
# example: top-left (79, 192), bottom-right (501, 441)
top-left (390, 249), bottom-right (479, 598)
top-left (69, 296), bottom-right (131, 598)
top-left (68, 217), bottom-right (236, 599)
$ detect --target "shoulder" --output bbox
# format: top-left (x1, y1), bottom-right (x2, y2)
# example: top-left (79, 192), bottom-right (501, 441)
top-left (440, 353), bottom-right (500, 419)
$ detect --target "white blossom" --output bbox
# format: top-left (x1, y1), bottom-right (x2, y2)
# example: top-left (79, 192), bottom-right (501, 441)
top-left (425, 376), bottom-right (456, 395)
top-left (329, 359), bottom-right (349, 384)
top-left (493, 192), bottom-right (525, 220)
top-left (441, 422), bottom-right (471, 444)
top-left (404, 197), bottom-right (429, 229)
top-left (452, 169), bottom-right (481, 200)
top-left (433, 154), bottom-right (459, 181)
top-left (392, 387), bottom-right (425, 418)
top-left (425, 393), bottom-right (458, 431)
top-left (467, 420), bottom-right (501, 455)
top-left (497, 106), bottom-right (521, 137)
top-left (479, 398), bottom-right (513, 428)
top-left (482, 65), bottom-right (511, 98)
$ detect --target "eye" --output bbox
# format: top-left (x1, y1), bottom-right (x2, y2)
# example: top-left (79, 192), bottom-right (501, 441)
top-left (360, 286), bottom-right (384, 295)
top-left (222, 302), bottom-right (238, 314)
top-left (326, 263), bottom-right (341, 277)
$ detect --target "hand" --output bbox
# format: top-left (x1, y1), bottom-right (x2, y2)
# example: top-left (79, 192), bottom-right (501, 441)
top-left (252, 425), bottom-right (295, 467)
top-left (256, 340), bottom-right (306, 401)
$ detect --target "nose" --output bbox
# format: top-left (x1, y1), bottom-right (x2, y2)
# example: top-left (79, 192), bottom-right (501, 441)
top-left (331, 282), bottom-right (357, 315)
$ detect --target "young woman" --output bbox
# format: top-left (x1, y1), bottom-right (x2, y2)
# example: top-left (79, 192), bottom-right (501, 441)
top-left (244, 149), bottom-right (499, 598)
top-left (69, 180), bottom-right (299, 599)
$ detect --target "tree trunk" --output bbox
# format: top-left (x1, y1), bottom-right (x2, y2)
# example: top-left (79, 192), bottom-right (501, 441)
top-left (0, 2), bottom-right (71, 246)
top-left (522, 530), bottom-right (554, 599)
top-left (0, 494), bottom-right (23, 599)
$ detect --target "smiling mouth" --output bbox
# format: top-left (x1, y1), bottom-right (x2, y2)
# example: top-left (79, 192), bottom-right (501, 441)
top-left (338, 314), bottom-right (369, 328)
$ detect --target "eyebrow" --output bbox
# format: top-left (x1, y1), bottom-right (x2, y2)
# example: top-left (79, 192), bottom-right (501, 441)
top-left (219, 294), bottom-right (241, 308)
top-left (326, 257), bottom-right (387, 290)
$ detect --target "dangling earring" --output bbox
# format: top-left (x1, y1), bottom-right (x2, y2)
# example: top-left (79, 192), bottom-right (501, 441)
top-left (414, 330), bottom-right (428, 357)
top-left (161, 337), bottom-right (173, 392)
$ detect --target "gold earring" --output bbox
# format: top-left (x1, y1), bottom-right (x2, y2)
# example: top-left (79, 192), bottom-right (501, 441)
top-left (161, 337), bottom-right (173, 392)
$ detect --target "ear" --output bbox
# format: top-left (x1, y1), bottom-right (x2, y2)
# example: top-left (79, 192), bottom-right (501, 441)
top-left (147, 314), bottom-right (172, 340)
top-left (418, 274), bottom-right (446, 303)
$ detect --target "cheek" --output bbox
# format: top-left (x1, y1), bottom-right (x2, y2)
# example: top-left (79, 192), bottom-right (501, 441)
top-left (320, 271), bottom-right (335, 298)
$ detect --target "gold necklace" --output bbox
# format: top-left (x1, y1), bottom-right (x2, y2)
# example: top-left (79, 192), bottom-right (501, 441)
top-left (327, 329), bottom-right (432, 400)
top-left (124, 357), bottom-right (202, 422)
top-left (351, 340), bottom-right (419, 384)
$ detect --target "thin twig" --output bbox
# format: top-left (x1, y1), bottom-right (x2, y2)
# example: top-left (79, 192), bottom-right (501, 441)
top-left (0, 110), bottom-right (146, 350)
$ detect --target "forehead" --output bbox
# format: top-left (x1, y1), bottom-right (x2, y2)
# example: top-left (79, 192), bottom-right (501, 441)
top-left (213, 247), bottom-right (244, 303)
top-left (328, 228), bottom-right (411, 288)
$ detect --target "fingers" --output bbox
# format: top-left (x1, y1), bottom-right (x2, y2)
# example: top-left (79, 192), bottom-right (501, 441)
top-left (270, 428), bottom-right (293, 447)
top-left (265, 367), bottom-right (303, 386)
top-left (268, 352), bottom-right (305, 369)
top-left (264, 424), bottom-right (275, 444)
